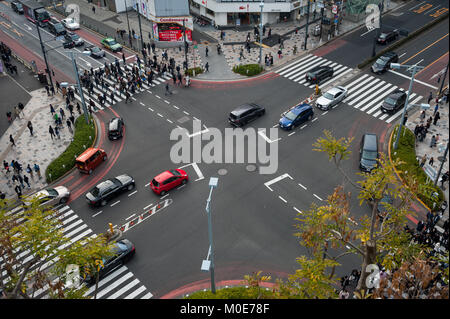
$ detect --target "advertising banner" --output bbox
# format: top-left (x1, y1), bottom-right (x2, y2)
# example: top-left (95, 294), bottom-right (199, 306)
top-left (158, 27), bottom-right (192, 42)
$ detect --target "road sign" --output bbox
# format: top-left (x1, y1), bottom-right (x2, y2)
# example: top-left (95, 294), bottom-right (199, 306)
top-left (332, 5), bottom-right (338, 14)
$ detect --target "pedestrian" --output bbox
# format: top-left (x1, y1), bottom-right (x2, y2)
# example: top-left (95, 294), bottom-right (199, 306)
top-left (9, 134), bottom-right (15, 147)
top-left (15, 185), bottom-right (22, 199)
top-left (50, 85), bottom-right (55, 96)
top-left (14, 106), bottom-right (21, 119)
top-left (23, 175), bottom-right (30, 188)
top-left (76, 102), bottom-right (81, 114)
top-left (429, 157), bottom-right (434, 166)
top-left (66, 119), bottom-right (73, 134)
top-left (414, 124), bottom-right (420, 137)
top-left (34, 163), bottom-right (41, 179)
top-left (26, 164), bottom-right (33, 179)
top-left (55, 126), bottom-right (60, 139)
top-left (433, 111), bottom-right (440, 125)
top-left (54, 112), bottom-right (59, 126)
top-left (433, 103), bottom-right (439, 116)
top-left (205, 62), bottom-right (209, 72)
top-left (68, 104), bottom-right (74, 116)
top-left (45, 85), bottom-right (50, 96)
top-left (50, 104), bottom-right (55, 115)
top-left (122, 52), bottom-right (126, 65)
top-left (49, 125), bottom-right (55, 140)
top-left (165, 82), bottom-right (171, 95)
top-left (403, 112), bottom-right (408, 125)
top-left (17, 174), bottom-right (24, 188)
top-left (278, 49), bottom-right (282, 59)
top-left (27, 121), bottom-right (33, 136)
top-left (430, 135), bottom-right (436, 148)
top-left (3, 160), bottom-right (10, 174)
top-left (420, 154), bottom-right (427, 167)
top-left (205, 46), bottom-right (208, 57)
top-left (339, 288), bottom-right (349, 299)
top-left (441, 171), bottom-right (449, 188)
top-left (92, 6), bottom-right (95, 14)
top-left (426, 116), bottom-right (432, 129)
top-left (56, 81), bottom-right (60, 93)
top-left (293, 44), bottom-right (297, 55)
top-left (427, 91), bottom-right (433, 104)
top-left (6, 111), bottom-right (12, 124)
top-left (124, 91), bottom-right (130, 103)
top-left (69, 115), bottom-right (75, 125)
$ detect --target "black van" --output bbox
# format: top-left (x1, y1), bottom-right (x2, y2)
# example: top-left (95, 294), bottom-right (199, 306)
top-left (359, 133), bottom-right (378, 172)
top-left (228, 103), bottom-right (265, 127)
top-left (47, 18), bottom-right (66, 36)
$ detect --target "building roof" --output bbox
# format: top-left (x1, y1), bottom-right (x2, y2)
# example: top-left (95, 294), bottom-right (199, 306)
top-left (154, 0), bottom-right (189, 17)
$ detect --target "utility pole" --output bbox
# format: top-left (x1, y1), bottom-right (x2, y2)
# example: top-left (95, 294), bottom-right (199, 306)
top-left (183, 18), bottom-right (188, 69)
top-left (136, 0), bottom-right (144, 51)
top-left (304, 0), bottom-right (311, 50)
top-left (69, 51), bottom-right (90, 125)
top-left (124, 0), bottom-right (132, 46)
top-left (372, 0), bottom-right (384, 57)
top-left (435, 142), bottom-right (449, 187)
top-left (35, 16), bottom-right (54, 91)
top-left (259, 1), bottom-right (264, 65)
top-left (438, 62), bottom-right (449, 96)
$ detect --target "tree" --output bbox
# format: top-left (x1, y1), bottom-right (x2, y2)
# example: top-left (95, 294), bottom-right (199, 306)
top-left (0, 196), bottom-right (114, 299)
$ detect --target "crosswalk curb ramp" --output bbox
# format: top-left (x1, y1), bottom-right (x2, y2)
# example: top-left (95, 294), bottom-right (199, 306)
top-left (2, 205), bottom-right (153, 299)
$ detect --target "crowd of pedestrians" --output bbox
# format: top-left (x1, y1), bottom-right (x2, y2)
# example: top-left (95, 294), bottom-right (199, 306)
top-left (2, 159), bottom-right (41, 200)
top-left (1, 42), bottom-right (18, 75)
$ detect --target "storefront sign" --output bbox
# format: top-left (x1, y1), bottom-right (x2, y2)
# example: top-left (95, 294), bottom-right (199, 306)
top-left (159, 28), bottom-right (192, 42)
top-left (332, 5), bottom-right (338, 14)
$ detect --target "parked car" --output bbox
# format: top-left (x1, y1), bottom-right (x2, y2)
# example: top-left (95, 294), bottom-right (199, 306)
top-left (371, 51), bottom-right (398, 74)
top-left (108, 117), bottom-right (124, 140)
top-left (61, 17), bottom-right (79, 30)
top-left (86, 174), bottom-right (135, 207)
top-left (228, 103), bottom-right (265, 127)
top-left (64, 32), bottom-right (84, 46)
top-left (315, 86), bottom-right (347, 110)
top-left (24, 186), bottom-right (70, 208)
top-left (377, 30), bottom-right (399, 44)
top-left (279, 103), bottom-right (314, 130)
top-left (11, 1), bottom-right (24, 14)
top-left (359, 133), bottom-right (378, 173)
top-left (47, 17), bottom-right (66, 36)
top-left (83, 239), bottom-right (135, 285)
top-left (381, 89), bottom-right (406, 114)
top-left (150, 169), bottom-right (188, 196)
top-left (305, 65), bottom-right (333, 84)
top-left (101, 37), bottom-right (122, 52)
top-left (85, 45), bottom-right (105, 58)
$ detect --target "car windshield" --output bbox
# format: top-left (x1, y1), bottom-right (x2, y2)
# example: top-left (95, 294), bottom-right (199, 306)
top-left (46, 188), bottom-right (58, 197)
top-left (66, 18), bottom-right (75, 24)
top-left (152, 179), bottom-right (159, 187)
top-left (362, 150), bottom-right (377, 160)
top-left (379, 34), bottom-right (387, 39)
top-left (108, 39), bottom-right (117, 45)
top-left (90, 186), bottom-right (101, 197)
top-left (111, 178), bottom-right (121, 186)
top-left (306, 72), bottom-right (315, 78)
top-left (284, 111), bottom-right (297, 121)
top-left (384, 97), bottom-right (397, 105)
top-left (16, 3), bottom-right (23, 8)
top-left (375, 58), bottom-right (388, 66)
top-left (91, 47), bottom-right (100, 53)
top-left (323, 92), bottom-right (334, 100)
top-left (71, 34), bottom-right (79, 40)
top-left (170, 169), bottom-right (180, 176)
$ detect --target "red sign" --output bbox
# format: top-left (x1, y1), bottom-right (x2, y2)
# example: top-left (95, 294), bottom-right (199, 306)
top-left (159, 29), bottom-right (192, 42)
top-left (239, 6), bottom-right (245, 10)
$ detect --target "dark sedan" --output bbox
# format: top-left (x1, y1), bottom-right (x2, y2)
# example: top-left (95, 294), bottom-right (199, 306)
top-left (381, 89), bottom-right (406, 114)
top-left (86, 45), bottom-right (105, 59)
top-left (377, 30), bottom-right (399, 44)
top-left (86, 174), bottom-right (135, 207)
top-left (83, 239), bottom-right (135, 285)
top-left (371, 51), bottom-right (398, 74)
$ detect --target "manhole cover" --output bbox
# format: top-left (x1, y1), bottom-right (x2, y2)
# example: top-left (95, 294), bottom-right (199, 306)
top-left (218, 168), bottom-right (227, 175)
top-left (246, 164), bottom-right (257, 172)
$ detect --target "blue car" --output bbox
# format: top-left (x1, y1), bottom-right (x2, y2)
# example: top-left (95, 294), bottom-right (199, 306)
top-left (279, 103), bottom-right (314, 130)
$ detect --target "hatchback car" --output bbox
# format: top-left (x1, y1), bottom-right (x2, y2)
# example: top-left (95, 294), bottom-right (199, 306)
top-left (279, 103), bottom-right (314, 130)
top-left (381, 89), bottom-right (406, 114)
top-left (228, 103), bottom-right (265, 127)
top-left (11, 1), bottom-right (24, 14)
top-left (61, 17), bottom-right (79, 30)
top-left (108, 117), bottom-right (124, 140)
top-left (86, 45), bottom-right (105, 58)
top-left (101, 37), bottom-right (122, 52)
top-left (371, 51), bottom-right (398, 74)
top-left (150, 169), bottom-right (188, 196)
top-left (64, 32), bottom-right (84, 46)
top-left (83, 239), bottom-right (135, 285)
top-left (377, 30), bottom-right (399, 44)
top-left (86, 174), bottom-right (135, 207)
top-left (315, 86), bottom-right (347, 110)
top-left (24, 186), bottom-right (70, 208)
top-left (305, 66), bottom-right (333, 84)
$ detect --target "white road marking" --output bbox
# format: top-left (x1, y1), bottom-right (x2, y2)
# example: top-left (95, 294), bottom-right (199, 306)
top-left (140, 102), bottom-right (145, 106)
top-left (164, 100), bottom-right (170, 104)
top-left (177, 184), bottom-right (186, 190)
top-left (278, 196), bottom-right (287, 203)
top-left (293, 207), bottom-right (303, 214)
top-left (92, 211), bottom-right (102, 217)
top-left (300, 124), bottom-right (307, 129)
top-left (160, 194), bottom-right (170, 199)
top-left (298, 183), bottom-right (307, 190)
top-left (264, 173), bottom-right (293, 191)
top-left (167, 119), bottom-right (173, 123)
top-left (398, 52), bottom-right (407, 58)
top-left (111, 200), bottom-right (120, 207)
top-left (145, 182), bottom-right (150, 187)
top-left (173, 105), bottom-right (179, 109)
top-left (311, 117), bottom-right (318, 122)
top-left (148, 107), bottom-right (154, 111)
top-left (143, 203), bottom-right (154, 210)
top-left (258, 130), bottom-right (281, 143)
top-left (313, 194), bottom-right (323, 201)
top-left (183, 111), bottom-right (190, 115)
top-left (186, 128), bottom-right (209, 138)
top-left (288, 131), bottom-right (296, 136)
top-left (193, 117), bottom-right (199, 121)
top-left (388, 69), bottom-right (438, 90)
top-left (128, 190), bottom-right (137, 197)
top-left (157, 113), bottom-right (164, 117)
top-left (155, 95), bottom-right (161, 99)
top-left (273, 124), bottom-right (279, 128)
top-left (126, 214), bottom-right (136, 220)
top-left (147, 90), bottom-right (152, 94)
top-left (131, 97), bottom-right (136, 101)
top-left (322, 111), bottom-right (328, 116)
top-left (178, 162), bottom-right (204, 181)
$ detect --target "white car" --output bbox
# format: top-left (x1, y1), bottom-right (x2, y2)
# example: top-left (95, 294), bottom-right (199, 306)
top-left (315, 86), bottom-right (348, 111)
top-left (61, 17), bottom-right (80, 30)
top-left (23, 186), bottom-right (71, 208)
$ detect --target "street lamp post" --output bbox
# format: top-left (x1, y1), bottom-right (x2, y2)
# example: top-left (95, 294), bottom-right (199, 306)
top-left (201, 177), bottom-right (219, 293)
top-left (35, 12), bottom-right (54, 91)
top-left (68, 51), bottom-right (90, 125)
top-left (124, 0), bottom-right (132, 46)
top-left (259, 1), bottom-right (264, 65)
top-left (136, 0), bottom-right (145, 51)
top-left (304, 0), bottom-right (311, 50)
top-left (183, 18), bottom-right (188, 70)
top-left (391, 62), bottom-right (424, 150)
top-left (371, 0), bottom-right (384, 57)
top-left (435, 142), bottom-right (449, 186)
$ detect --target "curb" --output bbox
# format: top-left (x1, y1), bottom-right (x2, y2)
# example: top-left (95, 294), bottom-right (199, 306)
top-left (387, 125), bottom-right (433, 214)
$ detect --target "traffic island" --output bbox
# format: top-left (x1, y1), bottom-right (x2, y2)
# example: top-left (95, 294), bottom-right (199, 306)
top-left (232, 64), bottom-right (264, 77)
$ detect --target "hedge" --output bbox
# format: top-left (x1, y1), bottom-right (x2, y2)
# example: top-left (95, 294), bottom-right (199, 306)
top-left (232, 64), bottom-right (264, 76)
top-left (185, 67), bottom-right (203, 77)
top-left (390, 125), bottom-right (444, 211)
top-left (45, 115), bottom-right (96, 183)
top-left (358, 12), bottom-right (449, 69)
top-left (184, 287), bottom-right (278, 299)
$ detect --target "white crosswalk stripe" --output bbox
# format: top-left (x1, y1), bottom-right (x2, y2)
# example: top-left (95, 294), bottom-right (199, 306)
top-left (340, 74), bottom-right (423, 123)
top-left (2, 205), bottom-right (153, 299)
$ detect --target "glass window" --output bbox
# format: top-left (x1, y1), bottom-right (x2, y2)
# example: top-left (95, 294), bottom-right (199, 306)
top-left (284, 111), bottom-right (297, 121)
top-left (362, 150), bottom-right (377, 160)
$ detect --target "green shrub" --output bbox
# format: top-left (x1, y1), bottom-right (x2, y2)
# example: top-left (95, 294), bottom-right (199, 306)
top-left (45, 116), bottom-right (96, 183)
top-left (390, 125), bottom-right (444, 211)
top-left (185, 67), bottom-right (203, 77)
top-left (184, 287), bottom-right (277, 299)
top-left (232, 64), bottom-right (264, 76)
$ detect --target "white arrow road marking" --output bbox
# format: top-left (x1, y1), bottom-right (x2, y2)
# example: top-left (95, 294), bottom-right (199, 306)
top-left (264, 173), bottom-right (293, 191)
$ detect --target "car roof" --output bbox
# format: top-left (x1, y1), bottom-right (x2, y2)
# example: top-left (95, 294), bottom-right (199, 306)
top-left (96, 179), bottom-right (115, 190)
top-left (388, 90), bottom-right (405, 98)
top-left (76, 147), bottom-right (101, 161)
top-left (327, 87), bottom-right (344, 95)
top-left (309, 65), bottom-right (332, 72)
top-left (231, 103), bottom-right (260, 115)
top-left (382, 51), bottom-right (397, 57)
top-left (291, 103), bottom-right (312, 114)
top-left (109, 117), bottom-right (121, 130)
top-left (155, 170), bottom-right (174, 182)
top-left (104, 37), bottom-right (114, 41)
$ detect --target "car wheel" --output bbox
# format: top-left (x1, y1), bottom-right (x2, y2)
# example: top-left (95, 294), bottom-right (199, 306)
top-left (59, 197), bottom-right (68, 204)
top-left (100, 199), bottom-right (107, 207)
top-left (308, 114), bottom-right (313, 121)
top-left (291, 124), bottom-right (296, 130)
top-left (127, 183), bottom-right (135, 191)
top-left (88, 169), bottom-right (93, 175)
top-left (160, 190), bottom-right (166, 196)
top-left (103, 156), bottom-right (107, 161)
top-left (181, 179), bottom-right (187, 185)
top-left (259, 110), bottom-right (265, 116)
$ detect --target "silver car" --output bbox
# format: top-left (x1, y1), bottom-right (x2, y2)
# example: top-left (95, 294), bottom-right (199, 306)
top-left (315, 86), bottom-right (348, 110)
top-left (24, 186), bottom-right (70, 208)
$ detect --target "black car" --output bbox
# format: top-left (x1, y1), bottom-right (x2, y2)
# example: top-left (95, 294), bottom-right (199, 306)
top-left (11, 1), bottom-right (24, 14)
top-left (371, 51), bottom-right (398, 74)
top-left (63, 39), bottom-right (75, 49)
top-left (86, 45), bottom-right (105, 59)
top-left (108, 117), bottom-right (124, 140)
top-left (228, 103), bottom-right (265, 127)
top-left (83, 239), bottom-right (135, 285)
top-left (64, 32), bottom-right (84, 46)
top-left (86, 174), bottom-right (135, 207)
top-left (47, 18), bottom-right (67, 36)
top-left (377, 30), bottom-right (399, 44)
top-left (305, 65), bottom-right (334, 84)
top-left (381, 89), bottom-right (406, 114)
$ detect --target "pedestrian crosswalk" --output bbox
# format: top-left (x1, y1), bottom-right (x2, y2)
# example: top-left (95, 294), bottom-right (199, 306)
top-left (72, 62), bottom-right (172, 113)
top-left (275, 54), bottom-right (353, 89)
top-left (341, 73), bottom-right (423, 123)
top-left (2, 205), bottom-right (152, 299)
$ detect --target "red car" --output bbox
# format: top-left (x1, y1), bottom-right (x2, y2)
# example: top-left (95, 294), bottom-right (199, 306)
top-left (150, 169), bottom-right (188, 195)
